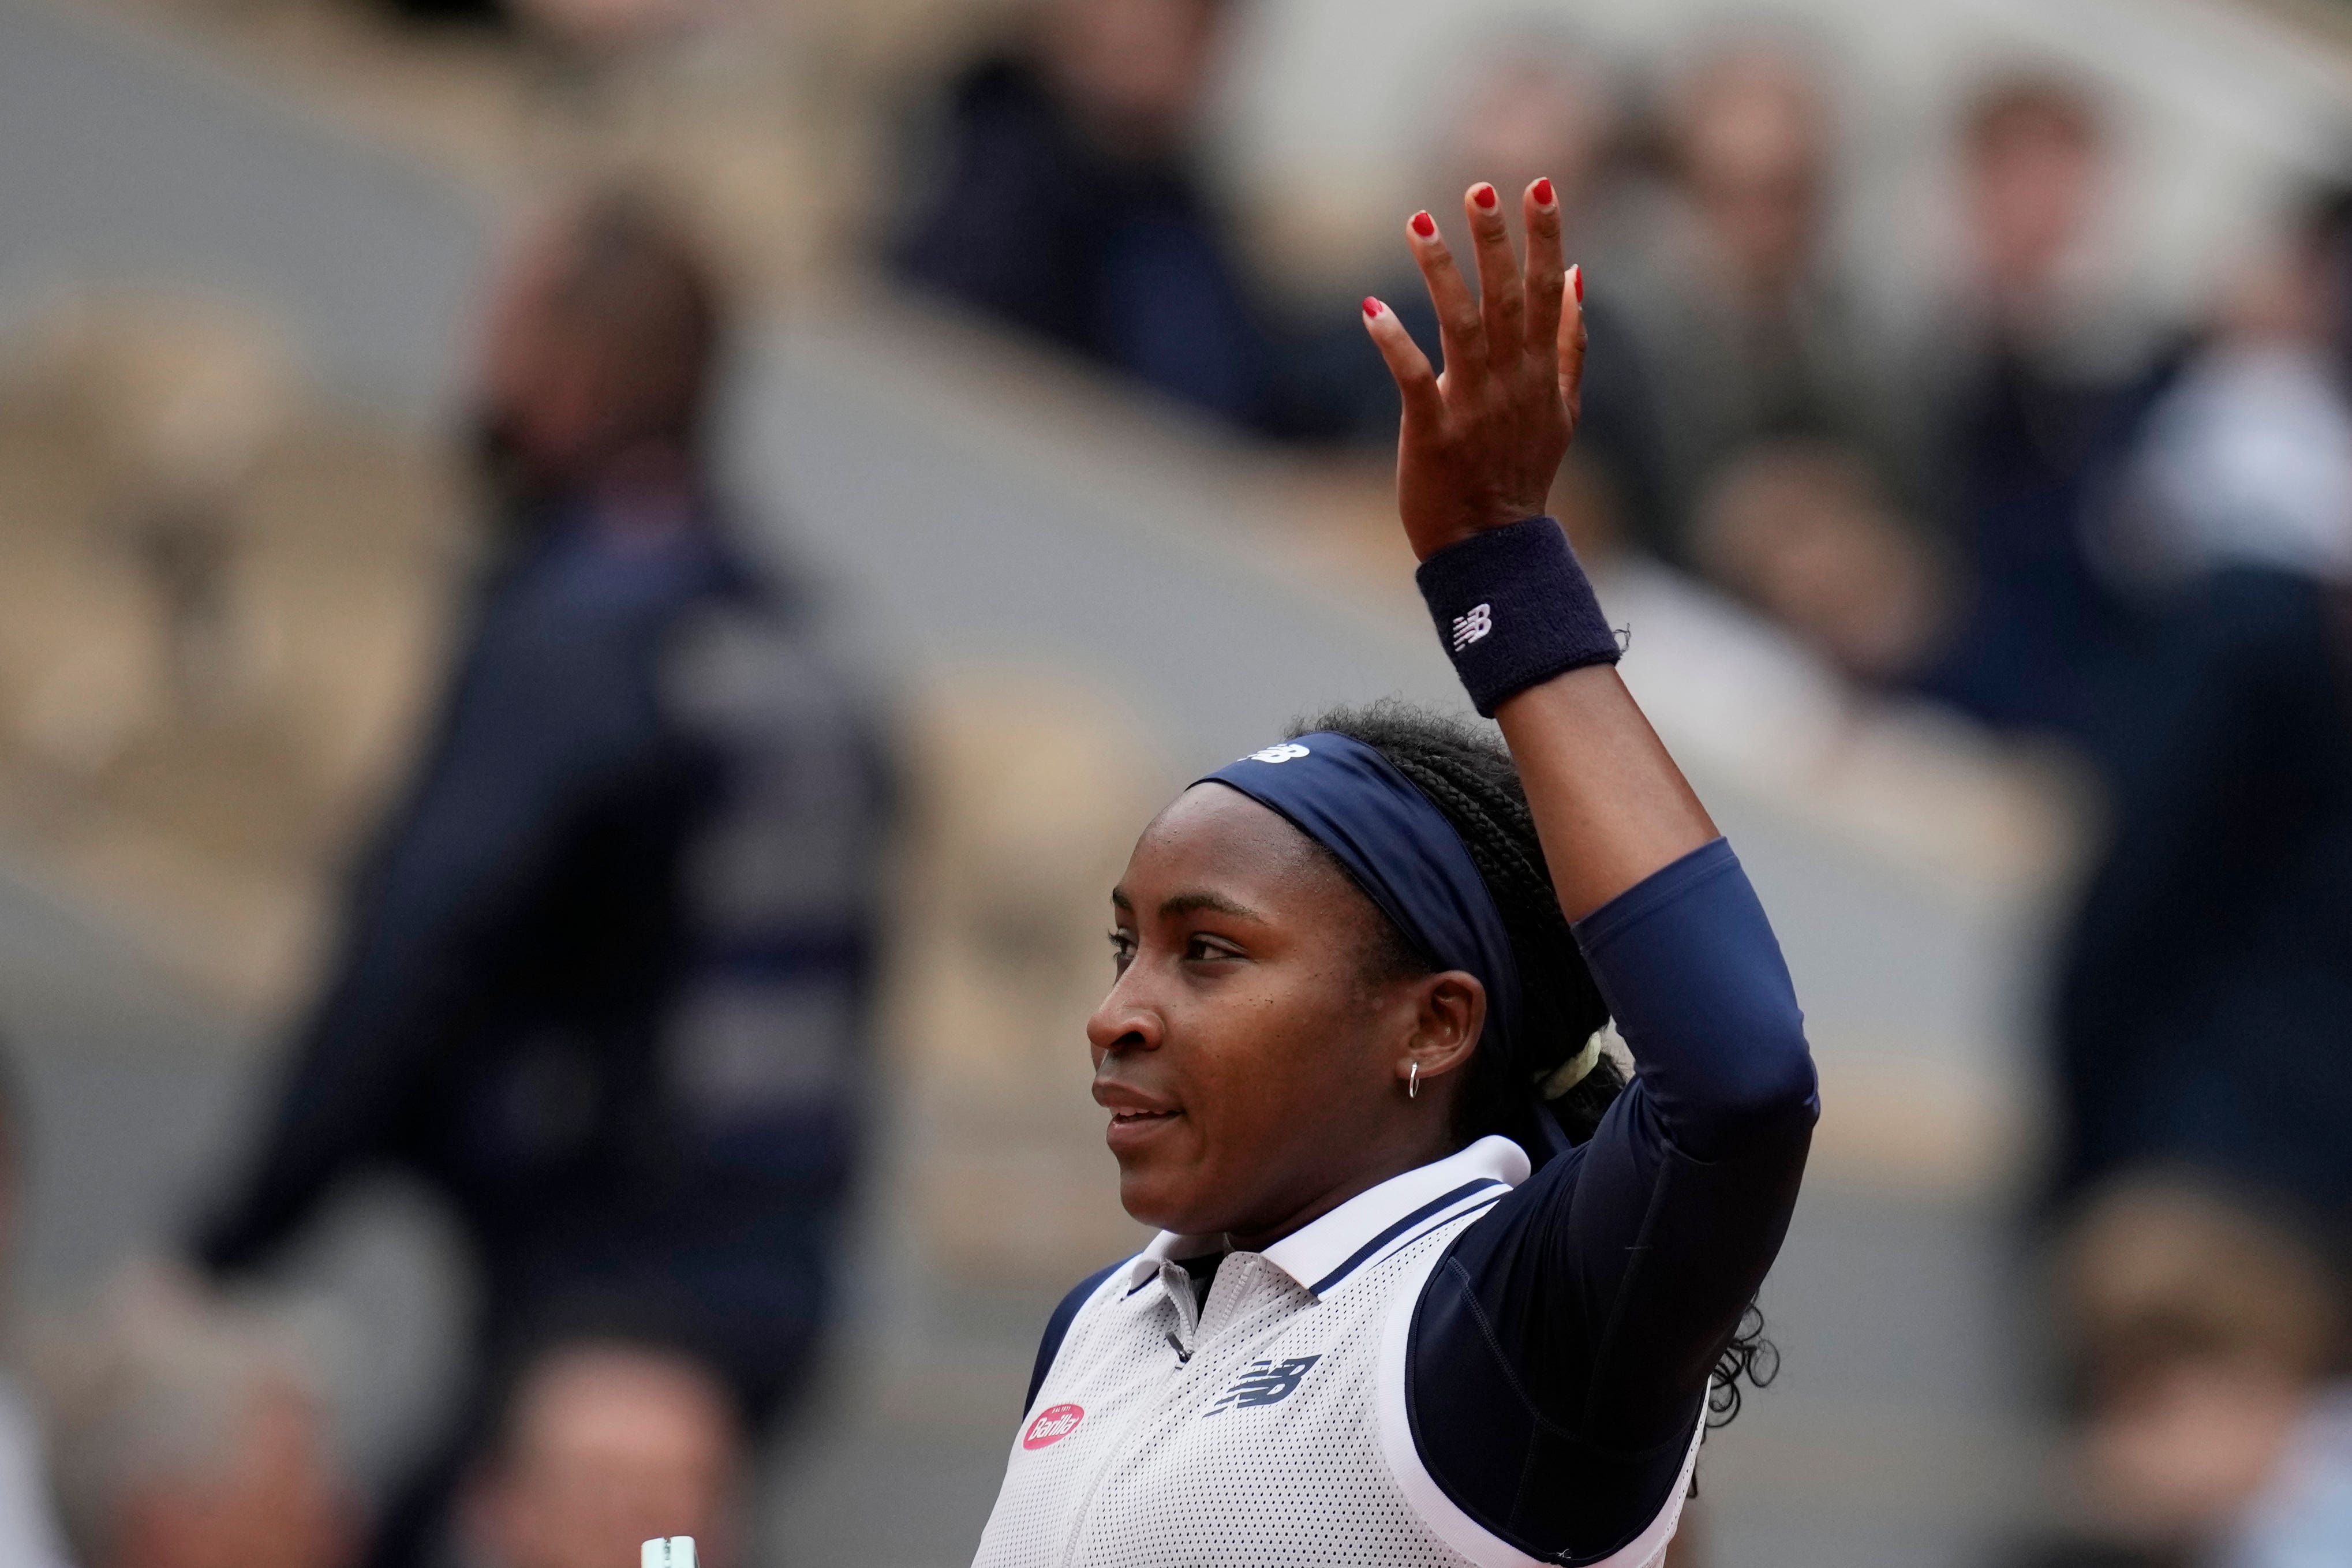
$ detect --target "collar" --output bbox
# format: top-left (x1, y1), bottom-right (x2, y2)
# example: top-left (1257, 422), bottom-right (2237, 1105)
top-left (1120, 1135), bottom-right (1529, 1301)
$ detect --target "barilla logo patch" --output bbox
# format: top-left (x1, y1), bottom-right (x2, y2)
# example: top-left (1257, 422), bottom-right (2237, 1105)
top-left (1247, 743), bottom-right (1311, 764)
top-left (1022, 1403), bottom-right (1085, 1450)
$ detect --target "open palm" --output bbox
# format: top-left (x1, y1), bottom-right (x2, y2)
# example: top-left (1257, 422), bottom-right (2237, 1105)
top-left (1362, 179), bottom-right (1586, 562)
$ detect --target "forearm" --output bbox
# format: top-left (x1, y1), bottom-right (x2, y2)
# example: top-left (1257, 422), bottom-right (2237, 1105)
top-left (193, 1050), bottom-right (386, 1270)
top-left (1494, 665), bottom-right (1715, 922)
top-left (192, 949), bottom-right (453, 1271)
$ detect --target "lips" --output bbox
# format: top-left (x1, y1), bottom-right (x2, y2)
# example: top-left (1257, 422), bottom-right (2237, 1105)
top-left (1097, 1082), bottom-right (1183, 1152)
top-left (1104, 1105), bottom-right (1183, 1155)
top-left (1094, 1081), bottom-right (1177, 1117)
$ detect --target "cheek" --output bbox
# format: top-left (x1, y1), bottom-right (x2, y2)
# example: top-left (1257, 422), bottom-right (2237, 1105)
top-left (1186, 965), bottom-right (1379, 1151)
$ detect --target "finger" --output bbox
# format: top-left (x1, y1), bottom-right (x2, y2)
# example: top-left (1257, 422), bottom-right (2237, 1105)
top-left (1523, 178), bottom-right (1566, 371)
top-left (1463, 182), bottom-right (1527, 369)
top-left (1406, 209), bottom-right (1487, 393)
top-left (1361, 295), bottom-right (1444, 429)
top-left (1558, 264), bottom-right (1588, 434)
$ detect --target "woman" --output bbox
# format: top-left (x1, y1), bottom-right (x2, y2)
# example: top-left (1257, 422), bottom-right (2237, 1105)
top-left (975, 179), bottom-right (1818, 1568)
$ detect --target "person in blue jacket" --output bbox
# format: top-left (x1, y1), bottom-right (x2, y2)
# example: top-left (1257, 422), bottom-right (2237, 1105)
top-left (975, 179), bottom-right (1818, 1568)
top-left (189, 192), bottom-right (891, 1568)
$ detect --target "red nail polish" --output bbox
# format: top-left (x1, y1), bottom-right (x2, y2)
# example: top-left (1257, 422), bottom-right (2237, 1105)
top-left (1534, 177), bottom-right (1554, 207)
top-left (1572, 264), bottom-right (1584, 303)
top-left (1363, 296), bottom-right (1381, 318)
top-left (1473, 184), bottom-right (1497, 210)
top-left (1411, 211), bottom-right (1436, 238)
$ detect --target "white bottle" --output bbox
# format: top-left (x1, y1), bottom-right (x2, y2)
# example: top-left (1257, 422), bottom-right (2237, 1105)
top-left (642, 1539), bottom-right (698, 1568)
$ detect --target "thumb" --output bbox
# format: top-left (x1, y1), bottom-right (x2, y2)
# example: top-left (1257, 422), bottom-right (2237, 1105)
top-left (1557, 265), bottom-right (1587, 432)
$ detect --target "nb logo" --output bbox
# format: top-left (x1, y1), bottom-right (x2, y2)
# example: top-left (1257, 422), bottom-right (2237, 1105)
top-left (1452, 604), bottom-right (1493, 651)
top-left (1203, 1355), bottom-right (1321, 1415)
top-left (1246, 743), bottom-right (1311, 765)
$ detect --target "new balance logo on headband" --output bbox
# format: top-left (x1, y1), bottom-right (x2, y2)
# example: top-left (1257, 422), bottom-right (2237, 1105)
top-left (1451, 604), bottom-right (1493, 652)
top-left (1247, 743), bottom-right (1311, 765)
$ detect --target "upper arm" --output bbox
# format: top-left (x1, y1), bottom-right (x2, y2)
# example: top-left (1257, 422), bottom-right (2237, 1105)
top-left (1550, 841), bottom-right (1816, 1431)
top-left (1571, 840), bottom-right (1817, 1161)
top-left (1404, 841), bottom-right (1815, 1558)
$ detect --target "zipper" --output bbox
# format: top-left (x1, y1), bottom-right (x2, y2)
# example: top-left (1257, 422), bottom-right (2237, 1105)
top-left (1049, 1260), bottom-right (1238, 1568)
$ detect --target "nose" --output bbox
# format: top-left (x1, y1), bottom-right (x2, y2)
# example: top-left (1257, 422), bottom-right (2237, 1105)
top-left (1086, 969), bottom-right (1162, 1060)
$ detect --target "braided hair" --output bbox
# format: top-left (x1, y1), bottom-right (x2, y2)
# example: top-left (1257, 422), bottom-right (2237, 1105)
top-left (1289, 698), bottom-right (1776, 1425)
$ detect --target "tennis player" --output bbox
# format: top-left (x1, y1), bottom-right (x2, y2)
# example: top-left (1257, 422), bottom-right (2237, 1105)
top-left (973, 179), bottom-right (1819, 1568)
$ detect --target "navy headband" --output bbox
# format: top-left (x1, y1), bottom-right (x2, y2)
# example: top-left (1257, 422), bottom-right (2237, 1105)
top-left (1196, 732), bottom-right (1524, 1069)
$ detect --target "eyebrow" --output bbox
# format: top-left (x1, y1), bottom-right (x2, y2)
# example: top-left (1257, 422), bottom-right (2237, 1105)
top-left (1158, 889), bottom-right (1261, 922)
top-left (1107, 887), bottom-right (1261, 922)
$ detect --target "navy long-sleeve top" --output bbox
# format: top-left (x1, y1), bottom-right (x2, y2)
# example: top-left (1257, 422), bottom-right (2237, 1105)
top-left (1028, 837), bottom-right (1816, 1562)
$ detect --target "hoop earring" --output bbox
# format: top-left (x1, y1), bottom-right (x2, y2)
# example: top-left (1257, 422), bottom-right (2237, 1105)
top-left (1408, 1061), bottom-right (1420, 1100)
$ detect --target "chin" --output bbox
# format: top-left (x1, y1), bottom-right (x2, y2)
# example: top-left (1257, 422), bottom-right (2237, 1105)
top-left (1116, 1159), bottom-right (1212, 1236)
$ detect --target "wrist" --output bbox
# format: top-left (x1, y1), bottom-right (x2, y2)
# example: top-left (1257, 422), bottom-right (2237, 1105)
top-left (1403, 493), bottom-right (1557, 563)
top-left (1414, 517), bottom-right (1619, 717)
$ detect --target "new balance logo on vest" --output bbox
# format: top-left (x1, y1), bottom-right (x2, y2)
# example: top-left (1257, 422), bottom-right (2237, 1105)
top-left (1452, 603), bottom-right (1493, 651)
top-left (1203, 1356), bottom-right (1319, 1415)
top-left (972, 1137), bottom-right (1700, 1567)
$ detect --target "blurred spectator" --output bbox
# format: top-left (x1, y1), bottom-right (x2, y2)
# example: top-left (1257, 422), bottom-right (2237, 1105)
top-left (2117, 190), bottom-right (2352, 592)
top-left (188, 190), bottom-right (891, 1567)
top-left (2047, 187), bottom-right (2352, 1224)
top-left (1913, 74), bottom-right (2174, 733)
top-left (892, 0), bottom-right (1325, 436)
top-left (1332, 34), bottom-right (1673, 551)
top-left (42, 1278), bottom-right (356, 1568)
top-left (2016, 1173), bottom-right (2352, 1567)
top-left (1617, 40), bottom-right (1910, 553)
top-left (1435, 36), bottom-right (1622, 235)
top-left (2050, 559), bottom-right (2352, 1222)
top-left (461, 1339), bottom-right (745, 1568)
top-left (1688, 443), bottom-right (1945, 682)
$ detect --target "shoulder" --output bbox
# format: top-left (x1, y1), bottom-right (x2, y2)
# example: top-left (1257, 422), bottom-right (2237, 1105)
top-left (465, 532), bottom-right (684, 691)
top-left (1405, 1240), bottom-right (1707, 1565)
top-left (1023, 1259), bottom-right (1128, 1416)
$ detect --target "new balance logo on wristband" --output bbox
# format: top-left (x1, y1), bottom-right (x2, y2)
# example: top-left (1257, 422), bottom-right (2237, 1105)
top-left (1450, 604), bottom-right (1493, 652)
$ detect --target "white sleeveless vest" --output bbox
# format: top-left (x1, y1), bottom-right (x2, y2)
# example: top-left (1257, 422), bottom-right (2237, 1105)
top-left (972, 1136), bottom-right (1702, 1568)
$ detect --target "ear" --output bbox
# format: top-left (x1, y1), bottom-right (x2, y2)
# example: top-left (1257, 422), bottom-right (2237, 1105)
top-left (1399, 970), bottom-right (1486, 1089)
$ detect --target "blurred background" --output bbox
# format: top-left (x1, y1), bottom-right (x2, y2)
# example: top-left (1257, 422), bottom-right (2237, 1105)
top-left (2, 0), bottom-right (2351, 1565)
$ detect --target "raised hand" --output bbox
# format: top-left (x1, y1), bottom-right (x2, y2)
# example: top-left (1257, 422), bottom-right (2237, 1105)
top-left (1361, 178), bottom-right (1584, 562)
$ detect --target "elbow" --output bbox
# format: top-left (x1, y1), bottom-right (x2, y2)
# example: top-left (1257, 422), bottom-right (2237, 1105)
top-left (1694, 1005), bottom-right (1820, 1150)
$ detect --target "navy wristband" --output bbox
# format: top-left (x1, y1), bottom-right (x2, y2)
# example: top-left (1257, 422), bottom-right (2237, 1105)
top-left (1415, 517), bottom-right (1619, 717)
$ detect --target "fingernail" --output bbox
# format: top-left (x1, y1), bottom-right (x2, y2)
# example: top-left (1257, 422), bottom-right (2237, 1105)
top-left (1411, 211), bottom-right (1436, 238)
top-left (1363, 296), bottom-right (1382, 318)
top-left (1571, 264), bottom-right (1583, 302)
top-left (1534, 177), bottom-right (1555, 207)
top-left (1472, 184), bottom-right (1497, 211)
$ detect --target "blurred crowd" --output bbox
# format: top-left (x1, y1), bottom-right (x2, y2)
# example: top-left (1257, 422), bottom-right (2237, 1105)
top-left (1, 2), bottom-right (2349, 1567)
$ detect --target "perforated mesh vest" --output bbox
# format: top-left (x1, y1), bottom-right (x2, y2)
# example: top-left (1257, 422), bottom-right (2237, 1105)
top-left (971, 1138), bottom-right (1699, 1568)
